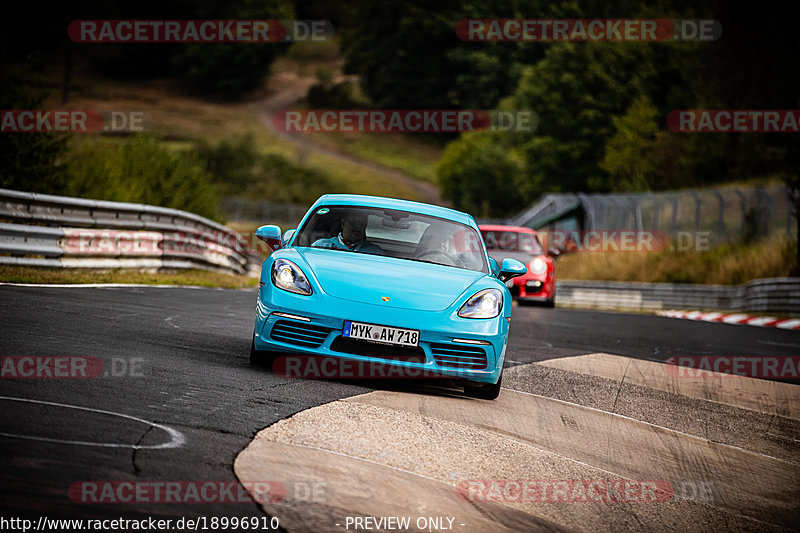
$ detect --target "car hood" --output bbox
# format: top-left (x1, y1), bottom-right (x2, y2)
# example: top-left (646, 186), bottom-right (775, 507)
top-left (297, 248), bottom-right (485, 311)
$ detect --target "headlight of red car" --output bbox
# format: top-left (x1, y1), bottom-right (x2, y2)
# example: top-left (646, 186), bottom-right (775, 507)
top-left (529, 256), bottom-right (547, 275)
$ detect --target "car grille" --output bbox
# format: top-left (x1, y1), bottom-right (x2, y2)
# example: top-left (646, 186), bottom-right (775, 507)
top-left (525, 281), bottom-right (544, 294)
top-left (270, 320), bottom-right (330, 348)
top-left (329, 336), bottom-right (425, 362)
top-left (431, 343), bottom-right (488, 369)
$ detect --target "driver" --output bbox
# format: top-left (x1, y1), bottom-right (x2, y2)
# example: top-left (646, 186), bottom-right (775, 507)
top-left (416, 226), bottom-right (462, 266)
top-left (313, 212), bottom-right (385, 255)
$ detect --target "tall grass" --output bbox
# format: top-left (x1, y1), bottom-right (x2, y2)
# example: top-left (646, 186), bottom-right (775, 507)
top-left (556, 238), bottom-right (795, 285)
top-left (66, 134), bottom-right (222, 221)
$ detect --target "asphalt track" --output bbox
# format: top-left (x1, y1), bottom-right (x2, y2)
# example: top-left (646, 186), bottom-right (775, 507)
top-left (0, 285), bottom-right (798, 531)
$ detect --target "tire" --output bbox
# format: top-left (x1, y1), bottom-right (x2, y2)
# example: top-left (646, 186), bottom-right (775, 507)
top-left (464, 373), bottom-right (502, 400)
top-left (249, 337), bottom-right (275, 366)
top-left (545, 296), bottom-right (556, 308)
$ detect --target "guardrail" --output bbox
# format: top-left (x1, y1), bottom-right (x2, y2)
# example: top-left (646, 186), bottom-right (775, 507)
top-left (0, 188), bottom-right (258, 276)
top-left (556, 278), bottom-right (800, 315)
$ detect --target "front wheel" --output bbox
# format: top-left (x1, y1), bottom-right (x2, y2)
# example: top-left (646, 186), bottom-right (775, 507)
top-left (464, 373), bottom-right (502, 400)
top-left (249, 337), bottom-right (275, 366)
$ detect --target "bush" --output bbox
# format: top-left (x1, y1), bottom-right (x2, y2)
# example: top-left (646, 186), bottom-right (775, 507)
top-left (306, 69), bottom-right (359, 109)
top-left (194, 134), bottom-right (334, 204)
top-left (66, 134), bottom-right (221, 221)
top-left (437, 131), bottom-right (527, 218)
top-left (0, 50), bottom-right (69, 193)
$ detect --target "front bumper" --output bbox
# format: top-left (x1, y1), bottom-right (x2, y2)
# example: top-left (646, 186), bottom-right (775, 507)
top-left (510, 275), bottom-right (554, 300)
top-left (254, 286), bottom-right (507, 385)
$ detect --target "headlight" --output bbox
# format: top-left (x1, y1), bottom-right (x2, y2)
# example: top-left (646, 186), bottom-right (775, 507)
top-left (271, 259), bottom-right (312, 295)
top-left (458, 289), bottom-right (502, 319)
top-left (530, 256), bottom-right (547, 275)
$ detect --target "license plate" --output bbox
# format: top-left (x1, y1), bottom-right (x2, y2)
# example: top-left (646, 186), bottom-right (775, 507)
top-left (343, 321), bottom-right (419, 347)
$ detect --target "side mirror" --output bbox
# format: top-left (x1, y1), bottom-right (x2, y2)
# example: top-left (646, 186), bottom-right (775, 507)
top-left (282, 229), bottom-right (296, 247)
top-left (488, 257), bottom-right (501, 278)
top-left (498, 258), bottom-right (526, 282)
top-left (255, 225), bottom-right (282, 251)
top-left (546, 247), bottom-right (561, 259)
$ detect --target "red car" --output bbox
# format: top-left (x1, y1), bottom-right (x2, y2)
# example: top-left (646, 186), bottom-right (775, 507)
top-left (479, 225), bottom-right (557, 307)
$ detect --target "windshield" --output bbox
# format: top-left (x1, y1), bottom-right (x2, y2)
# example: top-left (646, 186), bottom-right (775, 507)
top-left (481, 230), bottom-right (543, 254)
top-left (293, 205), bottom-right (488, 273)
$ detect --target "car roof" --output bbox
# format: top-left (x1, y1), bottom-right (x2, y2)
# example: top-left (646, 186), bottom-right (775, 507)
top-left (313, 194), bottom-right (474, 226)
top-left (478, 224), bottom-right (539, 235)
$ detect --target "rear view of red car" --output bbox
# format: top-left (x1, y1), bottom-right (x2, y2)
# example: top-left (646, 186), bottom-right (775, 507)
top-left (479, 225), bottom-right (557, 307)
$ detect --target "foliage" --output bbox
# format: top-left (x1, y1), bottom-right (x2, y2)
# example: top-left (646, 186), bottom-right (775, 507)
top-left (556, 238), bottom-right (795, 285)
top-left (338, 0), bottom-right (525, 110)
top-left (428, 1), bottom-right (799, 215)
top-left (5, 0), bottom-right (294, 100)
top-left (0, 50), bottom-right (69, 193)
top-left (437, 131), bottom-right (526, 217)
top-left (66, 135), bottom-right (222, 221)
top-left (194, 134), bottom-right (334, 204)
top-left (307, 69), bottom-right (360, 109)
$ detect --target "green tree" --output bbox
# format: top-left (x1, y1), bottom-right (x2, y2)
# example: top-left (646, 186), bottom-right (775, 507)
top-left (66, 135), bottom-right (221, 221)
top-left (12, 0), bottom-right (296, 100)
top-left (169, 0), bottom-right (294, 99)
top-left (437, 131), bottom-right (526, 218)
top-left (194, 134), bottom-right (334, 204)
top-left (338, 0), bottom-right (533, 110)
top-left (599, 96), bottom-right (668, 191)
top-left (0, 50), bottom-right (69, 193)
top-left (510, 42), bottom-right (658, 194)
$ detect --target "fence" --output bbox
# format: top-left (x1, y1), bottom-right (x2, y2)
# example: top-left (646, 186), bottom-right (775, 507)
top-left (0, 188), bottom-right (254, 276)
top-left (219, 197), bottom-right (309, 226)
top-left (510, 183), bottom-right (796, 248)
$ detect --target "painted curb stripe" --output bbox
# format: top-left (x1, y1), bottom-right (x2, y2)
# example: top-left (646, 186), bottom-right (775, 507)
top-left (658, 310), bottom-right (800, 330)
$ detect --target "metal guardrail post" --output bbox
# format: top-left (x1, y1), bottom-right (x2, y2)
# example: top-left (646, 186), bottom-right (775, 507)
top-left (0, 188), bottom-right (252, 276)
top-left (734, 188), bottom-right (747, 240)
top-left (687, 190), bottom-right (701, 235)
top-left (755, 187), bottom-right (771, 238)
top-left (784, 184), bottom-right (795, 237)
top-left (669, 194), bottom-right (679, 237)
top-left (647, 193), bottom-right (660, 231)
top-left (712, 189), bottom-right (724, 243)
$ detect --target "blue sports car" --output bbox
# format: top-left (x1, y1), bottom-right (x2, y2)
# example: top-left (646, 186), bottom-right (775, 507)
top-left (250, 194), bottom-right (526, 400)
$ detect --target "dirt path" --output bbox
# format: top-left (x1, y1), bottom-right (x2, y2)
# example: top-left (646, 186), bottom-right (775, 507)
top-left (244, 71), bottom-right (443, 205)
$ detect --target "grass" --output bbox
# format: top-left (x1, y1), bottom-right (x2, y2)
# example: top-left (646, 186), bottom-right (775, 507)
top-left (556, 237), bottom-right (796, 285)
top-left (273, 41), bottom-right (447, 184)
top-left (0, 266), bottom-right (258, 289)
top-left (26, 50), bottom-right (795, 290)
top-left (300, 130), bottom-right (444, 183)
top-left (42, 65), bottom-right (426, 204)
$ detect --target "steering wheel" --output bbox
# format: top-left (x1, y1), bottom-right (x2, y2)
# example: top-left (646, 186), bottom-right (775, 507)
top-left (416, 249), bottom-right (463, 267)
